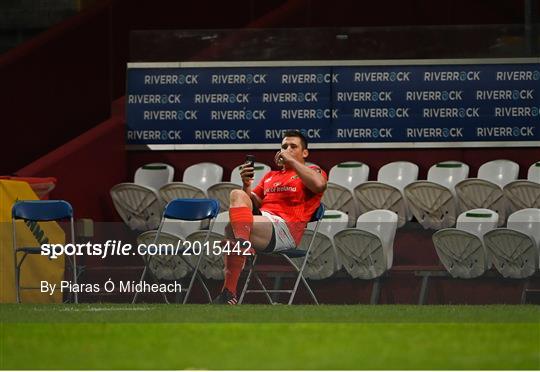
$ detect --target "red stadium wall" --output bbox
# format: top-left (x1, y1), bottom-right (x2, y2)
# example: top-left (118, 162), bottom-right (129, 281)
top-left (17, 114), bottom-right (127, 221)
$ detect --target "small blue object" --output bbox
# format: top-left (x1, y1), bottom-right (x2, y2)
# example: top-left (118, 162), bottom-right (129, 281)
top-left (310, 203), bottom-right (326, 222)
top-left (163, 198), bottom-right (220, 221)
top-left (12, 200), bottom-right (73, 221)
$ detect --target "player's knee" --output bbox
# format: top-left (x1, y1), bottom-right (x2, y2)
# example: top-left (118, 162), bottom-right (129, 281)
top-left (230, 189), bottom-right (250, 206)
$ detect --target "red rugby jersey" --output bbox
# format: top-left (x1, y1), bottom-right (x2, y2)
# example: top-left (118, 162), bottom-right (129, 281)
top-left (252, 165), bottom-right (327, 245)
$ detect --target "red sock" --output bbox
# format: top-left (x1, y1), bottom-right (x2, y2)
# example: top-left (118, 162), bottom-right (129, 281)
top-left (229, 206), bottom-right (253, 241)
top-left (223, 253), bottom-right (246, 295)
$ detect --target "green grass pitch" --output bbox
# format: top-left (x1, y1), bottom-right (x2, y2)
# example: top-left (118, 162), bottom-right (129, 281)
top-left (1, 304), bottom-right (538, 370)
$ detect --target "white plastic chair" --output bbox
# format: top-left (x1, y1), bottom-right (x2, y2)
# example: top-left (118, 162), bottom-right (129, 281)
top-left (110, 163), bottom-right (174, 231)
top-left (211, 211), bottom-right (230, 237)
top-left (136, 229), bottom-right (193, 284)
top-left (527, 161), bottom-right (540, 183)
top-left (427, 161), bottom-right (470, 195)
top-left (503, 161), bottom-right (540, 215)
top-left (183, 162), bottom-right (223, 192)
top-left (354, 161), bottom-right (418, 227)
top-left (405, 161), bottom-right (469, 229)
top-left (134, 163), bottom-right (174, 191)
top-left (328, 161), bottom-right (370, 192)
top-left (456, 160), bottom-right (519, 226)
top-left (159, 183), bottom-right (206, 203)
top-left (185, 230), bottom-right (226, 280)
top-left (308, 209), bottom-right (349, 238)
top-left (321, 184), bottom-right (357, 227)
top-left (432, 208), bottom-right (498, 278)
top-left (292, 230), bottom-right (339, 280)
top-left (478, 159), bottom-right (519, 188)
top-left (334, 210), bottom-right (398, 280)
top-left (110, 183), bottom-right (163, 231)
top-left (133, 199), bottom-right (220, 304)
top-left (484, 208), bottom-right (540, 278)
top-left (306, 209), bottom-right (349, 272)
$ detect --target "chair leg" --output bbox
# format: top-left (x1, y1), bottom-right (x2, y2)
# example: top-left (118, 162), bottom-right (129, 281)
top-left (272, 275), bottom-right (282, 303)
top-left (238, 255), bottom-right (257, 304)
top-left (132, 264), bottom-right (148, 304)
top-left (370, 277), bottom-right (381, 304)
top-left (183, 254), bottom-right (203, 304)
top-left (283, 255), bottom-right (319, 305)
top-left (253, 272), bottom-right (274, 304)
top-left (196, 272), bottom-right (213, 303)
top-left (13, 252), bottom-right (20, 303)
top-left (71, 256), bottom-right (78, 304)
top-left (418, 275), bottom-right (430, 305)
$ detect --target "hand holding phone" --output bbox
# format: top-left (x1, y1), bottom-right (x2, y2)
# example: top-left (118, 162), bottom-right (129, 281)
top-left (242, 154), bottom-right (256, 180)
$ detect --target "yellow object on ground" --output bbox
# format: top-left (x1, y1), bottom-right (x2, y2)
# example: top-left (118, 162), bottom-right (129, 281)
top-left (0, 180), bottom-right (65, 303)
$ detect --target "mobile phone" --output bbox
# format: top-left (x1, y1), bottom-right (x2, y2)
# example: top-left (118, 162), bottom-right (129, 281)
top-left (245, 154), bottom-right (255, 168)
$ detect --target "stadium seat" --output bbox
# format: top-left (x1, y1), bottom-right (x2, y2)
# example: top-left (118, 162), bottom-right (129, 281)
top-left (404, 161), bottom-right (469, 229)
top-left (432, 209), bottom-right (498, 278)
top-left (308, 209), bottom-right (349, 239)
top-left (133, 198), bottom-right (220, 304)
top-left (323, 161), bottom-right (369, 226)
top-left (290, 230), bottom-right (338, 280)
top-left (455, 159), bottom-right (519, 226)
top-left (334, 210), bottom-right (398, 280)
top-left (238, 204), bottom-right (326, 305)
top-left (12, 200), bottom-right (78, 303)
top-left (183, 162), bottom-right (223, 193)
top-left (134, 163), bottom-right (174, 191)
top-left (354, 161), bottom-right (418, 227)
top-left (159, 182), bottom-right (206, 202)
top-left (483, 208), bottom-right (540, 278)
top-left (110, 163), bottom-right (174, 231)
top-left (136, 229), bottom-right (194, 301)
top-left (110, 183), bottom-right (163, 231)
top-left (207, 162), bottom-right (270, 211)
top-left (328, 161), bottom-right (370, 192)
top-left (321, 183), bottom-right (357, 227)
top-left (212, 211), bottom-right (230, 237)
top-left (185, 230), bottom-right (226, 280)
top-left (503, 161), bottom-right (540, 215)
top-left (308, 210), bottom-right (349, 269)
top-left (528, 161), bottom-right (540, 183)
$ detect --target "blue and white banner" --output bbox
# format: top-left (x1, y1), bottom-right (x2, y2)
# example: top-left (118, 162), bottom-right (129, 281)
top-left (126, 59), bottom-right (540, 149)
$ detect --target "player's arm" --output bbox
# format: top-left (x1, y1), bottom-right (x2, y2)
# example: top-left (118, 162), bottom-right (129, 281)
top-left (293, 162), bottom-right (327, 194)
top-left (239, 163), bottom-right (263, 208)
top-left (277, 152), bottom-right (327, 194)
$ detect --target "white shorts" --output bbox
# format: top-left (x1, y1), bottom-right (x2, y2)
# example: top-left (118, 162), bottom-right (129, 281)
top-left (260, 210), bottom-right (296, 252)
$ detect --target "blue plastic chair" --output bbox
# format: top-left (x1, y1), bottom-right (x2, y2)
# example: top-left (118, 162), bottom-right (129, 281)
top-left (133, 198), bottom-right (220, 304)
top-left (239, 204), bottom-right (326, 305)
top-left (12, 200), bottom-right (78, 303)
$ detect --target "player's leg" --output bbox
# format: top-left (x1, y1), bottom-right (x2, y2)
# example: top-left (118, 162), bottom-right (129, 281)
top-left (213, 190), bottom-right (274, 304)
